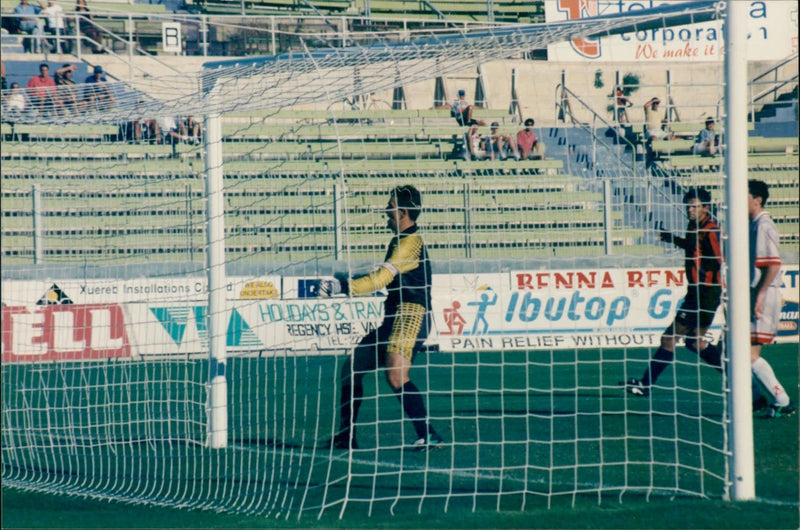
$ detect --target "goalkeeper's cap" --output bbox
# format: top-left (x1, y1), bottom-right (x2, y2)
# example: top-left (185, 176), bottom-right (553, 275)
top-left (683, 187), bottom-right (711, 205)
top-left (392, 185), bottom-right (422, 221)
top-left (458, 89), bottom-right (466, 97)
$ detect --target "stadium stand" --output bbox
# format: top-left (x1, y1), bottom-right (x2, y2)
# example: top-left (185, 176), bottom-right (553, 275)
top-left (1, 102), bottom-right (648, 265)
top-left (194, 0), bottom-right (545, 22)
top-left (2, 84), bottom-right (798, 264)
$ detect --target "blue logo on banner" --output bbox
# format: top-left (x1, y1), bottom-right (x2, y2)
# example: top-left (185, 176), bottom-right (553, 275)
top-left (151, 306), bottom-right (262, 347)
top-left (297, 279), bottom-right (320, 298)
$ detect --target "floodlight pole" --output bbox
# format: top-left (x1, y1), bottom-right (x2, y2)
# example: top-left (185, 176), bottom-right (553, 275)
top-left (724, 1), bottom-right (755, 501)
top-left (205, 113), bottom-right (228, 449)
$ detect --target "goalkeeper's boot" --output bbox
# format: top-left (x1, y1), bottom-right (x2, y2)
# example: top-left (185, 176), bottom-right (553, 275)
top-left (331, 430), bottom-right (359, 450)
top-left (760, 401), bottom-right (796, 419)
top-left (620, 378), bottom-right (649, 397)
top-left (412, 430), bottom-right (443, 452)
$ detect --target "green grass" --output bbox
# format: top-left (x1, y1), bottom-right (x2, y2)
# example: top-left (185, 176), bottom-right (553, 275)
top-left (2, 344), bottom-right (797, 529)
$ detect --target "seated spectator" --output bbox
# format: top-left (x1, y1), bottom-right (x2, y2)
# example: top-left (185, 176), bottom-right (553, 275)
top-left (467, 126), bottom-right (491, 160)
top-left (26, 63), bottom-right (63, 116)
top-left (55, 64), bottom-right (82, 113)
top-left (119, 118), bottom-right (157, 142)
top-left (75, 0), bottom-right (105, 53)
top-left (693, 117), bottom-right (718, 156)
top-left (13, 0), bottom-right (42, 53)
top-left (516, 118), bottom-right (545, 160)
top-left (487, 122), bottom-right (520, 161)
top-left (183, 116), bottom-right (201, 143)
top-left (155, 115), bottom-right (184, 144)
top-left (2, 82), bottom-right (28, 122)
top-left (644, 97), bottom-right (668, 141)
top-left (82, 66), bottom-right (114, 111)
top-left (119, 100), bottom-right (158, 142)
top-left (2, 61), bottom-right (7, 91)
top-left (449, 89), bottom-right (486, 127)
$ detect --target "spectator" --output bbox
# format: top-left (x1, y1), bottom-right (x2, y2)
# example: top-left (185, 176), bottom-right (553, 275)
top-left (693, 117), bottom-right (718, 156)
top-left (183, 116), bottom-right (201, 143)
top-left (120, 118), bottom-right (157, 142)
top-left (155, 115), bottom-right (184, 144)
top-left (75, 0), bottom-right (105, 53)
top-left (26, 63), bottom-right (63, 116)
top-left (13, 0), bottom-right (42, 53)
top-left (643, 97), bottom-right (668, 141)
top-left (119, 100), bottom-right (158, 142)
top-left (467, 125), bottom-right (490, 160)
top-left (516, 117), bottom-right (545, 160)
top-left (449, 89), bottom-right (486, 127)
top-left (1, 61), bottom-right (7, 91)
top-left (82, 65), bottom-right (114, 111)
top-left (2, 82), bottom-right (28, 122)
top-left (55, 64), bottom-right (82, 113)
top-left (613, 85), bottom-right (633, 125)
top-left (41, 0), bottom-right (68, 53)
top-left (487, 121), bottom-right (520, 161)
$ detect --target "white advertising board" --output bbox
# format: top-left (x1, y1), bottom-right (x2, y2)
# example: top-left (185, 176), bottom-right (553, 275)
top-left (2, 266), bottom-right (797, 362)
top-left (431, 267), bottom-right (717, 352)
top-left (544, 0), bottom-right (798, 62)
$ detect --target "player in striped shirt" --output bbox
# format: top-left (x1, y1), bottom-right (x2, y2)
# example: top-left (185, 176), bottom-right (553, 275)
top-left (748, 179), bottom-right (795, 418)
top-left (622, 187), bottom-right (723, 396)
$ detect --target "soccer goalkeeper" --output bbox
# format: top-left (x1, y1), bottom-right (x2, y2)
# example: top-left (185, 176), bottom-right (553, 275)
top-left (316, 185), bottom-right (443, 450)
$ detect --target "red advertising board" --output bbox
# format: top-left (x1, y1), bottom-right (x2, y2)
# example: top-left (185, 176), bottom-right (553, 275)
top-left (2, 304), bottom-right (131, 362)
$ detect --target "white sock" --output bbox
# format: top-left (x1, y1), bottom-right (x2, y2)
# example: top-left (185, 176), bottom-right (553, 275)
top-left (751, 357), bottom-right (790, 407)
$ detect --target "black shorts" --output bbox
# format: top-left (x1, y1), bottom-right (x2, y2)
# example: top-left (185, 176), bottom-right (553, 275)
top-left (454, 109), bottom-right (479, 127)
top-left (673, 285), bottom-right (721, 331)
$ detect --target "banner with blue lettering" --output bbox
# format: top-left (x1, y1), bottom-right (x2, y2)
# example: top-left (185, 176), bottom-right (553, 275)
top-left (432, 267), bottom-right (722, 352)
top-left (1, 267), bottom-right (797, 361)
top-left (544, 1), bottom-right (796, 62)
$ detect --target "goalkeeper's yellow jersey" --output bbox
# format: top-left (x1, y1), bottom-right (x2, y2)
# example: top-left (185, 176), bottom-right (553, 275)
top-left (348, 225), bottom-right (431, 314)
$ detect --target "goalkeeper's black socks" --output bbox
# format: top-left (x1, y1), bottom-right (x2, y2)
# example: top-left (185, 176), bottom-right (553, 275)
top-left (642, 347), bottom-right (675, 386)
top-left (339, 379), bottom-right (364, 433)
top-left (395, 381), bottom-right (429, 440)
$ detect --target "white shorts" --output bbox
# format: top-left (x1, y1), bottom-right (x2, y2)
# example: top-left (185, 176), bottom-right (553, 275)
top-left (751, 286), bottom-right (782, 344)
top-left (646, 128), bottom-right (666, 140)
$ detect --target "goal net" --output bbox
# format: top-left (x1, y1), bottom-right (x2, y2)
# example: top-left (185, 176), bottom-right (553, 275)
top-left (4, 0), bottom-right (791, 519)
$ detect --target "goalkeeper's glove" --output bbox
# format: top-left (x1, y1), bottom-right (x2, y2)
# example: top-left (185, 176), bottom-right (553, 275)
top-left (315, 273), bottom-right (349, 297)
top-left (659, 231), bottom-right (674, 244)
top-left (316, 279), bottom-right (342, 297)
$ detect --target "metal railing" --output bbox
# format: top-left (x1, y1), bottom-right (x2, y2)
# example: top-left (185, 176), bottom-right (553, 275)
top-left (748, 52), bottom-right (799, 122)
top-left (554, 78), bottom-right (639, 255)
top-left (555, 77), bottom-right (637, 176)
top-left (2, 11), bottom-right (511, 83)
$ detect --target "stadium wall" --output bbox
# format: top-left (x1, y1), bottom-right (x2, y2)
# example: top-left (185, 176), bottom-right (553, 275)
top-left (5, 51), bottom-right (789, 126)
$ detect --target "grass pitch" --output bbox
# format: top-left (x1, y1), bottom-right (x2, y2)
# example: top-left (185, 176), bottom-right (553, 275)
top-left (3, 344), bottom-right (798, 529)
